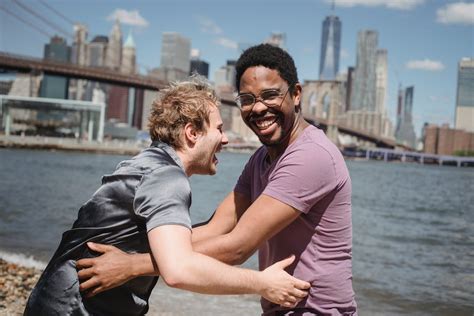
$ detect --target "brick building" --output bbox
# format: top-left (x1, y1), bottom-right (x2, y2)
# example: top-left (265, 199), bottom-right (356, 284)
top-left (424, 124), bottom-right (474, 155)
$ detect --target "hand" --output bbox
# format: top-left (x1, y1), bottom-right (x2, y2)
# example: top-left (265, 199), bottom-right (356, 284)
top-left (258, 255), bottom-right (310, 308)
top-left (76, 242), bottom-right (135, 297)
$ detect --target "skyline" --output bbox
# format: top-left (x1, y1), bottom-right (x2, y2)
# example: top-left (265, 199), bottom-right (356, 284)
top-left (1, 0), bottom-right (473, 136)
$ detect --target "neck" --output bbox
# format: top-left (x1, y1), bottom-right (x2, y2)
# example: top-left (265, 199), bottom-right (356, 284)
top-left (175, 149), bottom-right (193, 177)
top-left (266, 115), bottom-right (309, 161)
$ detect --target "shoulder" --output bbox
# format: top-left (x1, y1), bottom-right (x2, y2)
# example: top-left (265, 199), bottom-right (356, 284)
top-left (279, 126), bottom-right (348, 180)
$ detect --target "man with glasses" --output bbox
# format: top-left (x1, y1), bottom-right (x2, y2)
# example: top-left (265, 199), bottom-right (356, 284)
top-left (78, 44), bottom-right (357, 315)
top-left (24, 76), bottom-right (310, 316)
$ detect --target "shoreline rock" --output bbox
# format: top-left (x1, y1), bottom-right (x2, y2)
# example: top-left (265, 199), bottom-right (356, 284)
top-left (0, 259), bottom-right (40, 315)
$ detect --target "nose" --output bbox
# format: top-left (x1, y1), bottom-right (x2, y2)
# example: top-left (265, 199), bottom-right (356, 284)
top-left (252, 98), bottom-right (268, 113)
top-left (221, 131), bottom-right (229, 145)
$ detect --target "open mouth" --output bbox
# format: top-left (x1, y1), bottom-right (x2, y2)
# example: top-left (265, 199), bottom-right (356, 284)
top-left (250, 115), bottom-right (279, 133)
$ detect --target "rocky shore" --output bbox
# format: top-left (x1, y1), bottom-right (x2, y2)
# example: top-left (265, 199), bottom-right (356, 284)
top-left (0, 259), bottom-right (40, 315)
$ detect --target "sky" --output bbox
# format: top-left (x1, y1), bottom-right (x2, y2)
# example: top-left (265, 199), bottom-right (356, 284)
top-left (1, 0), bottom-right (473, 136)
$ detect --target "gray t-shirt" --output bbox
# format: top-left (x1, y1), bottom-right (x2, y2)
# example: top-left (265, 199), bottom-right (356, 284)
top-left (25, 142), bottom-right (192, 316)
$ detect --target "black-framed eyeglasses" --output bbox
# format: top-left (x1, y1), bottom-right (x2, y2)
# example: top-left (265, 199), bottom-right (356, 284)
top-left (235, 87), bottom-right (290, 111)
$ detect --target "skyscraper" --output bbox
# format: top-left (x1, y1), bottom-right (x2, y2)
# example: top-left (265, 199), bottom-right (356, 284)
top-left (350, 30), bottom-right (378, 111)
top-left (189, 49), bottom-right (209, 78)
top-left (160, 32), bottom-right (191, 80)
top-left (105, 19), bottom-right (123, 70)
top-left (395, 86), bottom-right (416, 148)
top-left (121, 31), bottom-right (136, 74)
top-left (319, 15), bottom-right (341, 80)
top-left (375, 49), bottom-right (387, 115)
top-left (70, 24), bottom-right (88, 100)
top-left (88, 36), bottom-right (108, 67)
top-left (40, 36), bottom-right (70, 99)
top-left (455, 57), bottom-right (474, 132)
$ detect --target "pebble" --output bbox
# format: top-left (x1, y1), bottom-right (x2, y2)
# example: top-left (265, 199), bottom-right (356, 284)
top-left (0, 259), bottom-right (41, 315)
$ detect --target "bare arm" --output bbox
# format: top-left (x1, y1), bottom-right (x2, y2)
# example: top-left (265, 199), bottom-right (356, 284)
top-left (147, 224), bottom-right (309, 306)
top-left (191, 191), bottom-right (250, 243)
top-left (193, 193), bottom-right (301, 265)
top-left (77, 192), bottom-right (298, 294)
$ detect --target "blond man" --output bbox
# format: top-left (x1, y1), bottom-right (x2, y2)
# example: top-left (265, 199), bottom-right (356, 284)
top-left (24, 76), bottom-right (309, 316)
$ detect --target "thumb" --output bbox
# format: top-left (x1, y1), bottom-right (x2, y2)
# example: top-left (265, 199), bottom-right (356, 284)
top-left (274, 255), bottom-right (295, 269)
top-left (87, 242), bottom-right (114, 253)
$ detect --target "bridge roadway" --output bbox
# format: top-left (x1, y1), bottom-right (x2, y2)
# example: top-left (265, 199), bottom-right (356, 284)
top-left (0, 51), bottom-right (167, 90)
top-left (0, 51), bottom-right (398, 149)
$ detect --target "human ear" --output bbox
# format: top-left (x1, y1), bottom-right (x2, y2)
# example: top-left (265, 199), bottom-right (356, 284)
top-left (293, 83), bottom-right (302, 107)
top-left (184, 122), bottom-right (199, 144)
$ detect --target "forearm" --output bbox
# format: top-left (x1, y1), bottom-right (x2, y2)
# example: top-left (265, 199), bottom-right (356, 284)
top-left (166, 251), bottom-right (262, 295)
top-left (193, 232), bottom-right (254, 265)
top-left (130, 253), bottom-right (160, 277)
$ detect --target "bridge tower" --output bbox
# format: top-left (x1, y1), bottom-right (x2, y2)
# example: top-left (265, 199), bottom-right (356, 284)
top-left (300, 80), bottom-right (345, 145)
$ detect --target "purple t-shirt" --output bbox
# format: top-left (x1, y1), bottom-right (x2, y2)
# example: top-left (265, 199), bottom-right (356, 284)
top-left (235, 125), bottom-right (357, 315)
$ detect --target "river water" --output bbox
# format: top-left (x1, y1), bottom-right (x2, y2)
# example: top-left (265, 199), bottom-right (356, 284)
top-left (0, 148), bottom-right (472, 315)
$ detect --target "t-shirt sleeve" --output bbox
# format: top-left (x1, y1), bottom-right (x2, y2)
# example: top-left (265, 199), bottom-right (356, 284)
top-left (133, 166), bottom-right (192, 232)
top-left (263, 145), bottom-right (338, 214)
top-left (234, 156), bottom-right (254, 197)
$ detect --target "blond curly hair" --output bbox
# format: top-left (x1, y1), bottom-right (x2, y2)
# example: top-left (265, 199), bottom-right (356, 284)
top-left (148, 75), bottom-right (220, 149)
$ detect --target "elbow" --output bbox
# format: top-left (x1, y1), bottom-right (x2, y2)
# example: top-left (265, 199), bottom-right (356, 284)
top-left (160, 267), bottom-right (187, 289)
top-left (227, 247), bottom-right (252, 266)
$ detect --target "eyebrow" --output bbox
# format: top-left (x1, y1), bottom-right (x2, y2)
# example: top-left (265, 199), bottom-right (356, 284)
top-left (239, 88), bottom-right (282, 95)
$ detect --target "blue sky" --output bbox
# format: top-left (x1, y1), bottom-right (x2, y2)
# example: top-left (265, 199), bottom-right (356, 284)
top-left (1, 0), bottom-right (473, 136)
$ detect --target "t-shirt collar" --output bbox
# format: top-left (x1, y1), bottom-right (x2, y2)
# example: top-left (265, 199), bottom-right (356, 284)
top-left (150, 141), bottom-right (185, 171)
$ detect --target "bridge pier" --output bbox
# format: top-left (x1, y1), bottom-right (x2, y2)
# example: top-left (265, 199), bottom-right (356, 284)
top-left (4, 106), bottom-right (11, 136)
top-left (87, 111), bottom-right (94, 142)
top-left (326, 124), bottom-right (339, 146)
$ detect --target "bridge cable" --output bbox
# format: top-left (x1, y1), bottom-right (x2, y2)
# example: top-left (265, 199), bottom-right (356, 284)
top-left (12, 0), bottom-right (73, 39)
top-left (0, 5), bottom-right (52, 39)
top-left (38, 0), bottom-right (75, 26)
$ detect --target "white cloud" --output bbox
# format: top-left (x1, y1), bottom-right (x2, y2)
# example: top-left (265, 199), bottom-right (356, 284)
top-left (214, 37), bottom-right (237, 49)
top-left (436, 2), bottom-right (474, 25)
top-left (107, 9), bottom-right (149, 27)
top-left (330, 0), bottom-right (424, 10)
top-left (405, 59), bottom-right (445, 71)
top-left (196, 16), bottom-right (222, 34)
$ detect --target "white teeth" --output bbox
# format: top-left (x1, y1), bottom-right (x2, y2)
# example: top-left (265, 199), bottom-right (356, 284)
top-left (255, 117), bottom-right (276, 129)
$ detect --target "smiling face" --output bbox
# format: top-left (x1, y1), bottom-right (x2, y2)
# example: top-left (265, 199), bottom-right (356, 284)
top-left (193, 105), bottom-right (228, 175)
top-left (239, 66), bottom-right (302, 152)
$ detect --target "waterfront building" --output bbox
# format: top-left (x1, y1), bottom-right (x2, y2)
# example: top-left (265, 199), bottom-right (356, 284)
top-left (69, 24), bottom-right (88, 100)
top-left (455, 58), bottom-right (474, 132)
top-left (190, 59), bottom-right (209, 78)
top-left (351, 30), bottom-right (378, 112)
top-left (264, 32), bottom-right (286, 50)
top-left (88, 36), bottom-right (108, 67)
top-left (424, 123), bottom-right (474, 155)
top-left (121, 31), bottom-right (136, 74)
top-left (319, 15), bottom-right (341, 80)
top-left (189, 49), bottom-right (209, 78)
top-left (214, 60), bottom-right (236, 93)
top-left (160, 32), bottom-right (191, 81)
top-left (40, 36), bottom-right (70, 99)
top-left (395, 86), bottom-right (417, 148)
top-left (344, 66), bottom-right (354, 112)
top-left (105, 19), bottom-right (122, 70)
top-left (375, 49), bottom-right (387, 114)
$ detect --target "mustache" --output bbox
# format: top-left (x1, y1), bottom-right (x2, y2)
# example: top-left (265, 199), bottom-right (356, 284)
top-left (247, 109), bottom-right (280, 122)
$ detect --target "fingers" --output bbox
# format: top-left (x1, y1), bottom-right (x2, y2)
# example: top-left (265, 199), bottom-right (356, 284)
top-left (79, 276), bottom-right (101, 292)
top-left (87, 242), bottom-right (116, 253)
top-left (292, 278), bottom-right (311, 290)
top-left (289, 288), bottom-right (308, 299)
top-left (274, 255), bottom-right (295, 269)
top-left (85, 286), bottom-right (106, 298)
top-left (76, 258), bottom-right (94, 270)
top-left (280, 295), bottom-right (299, 308)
